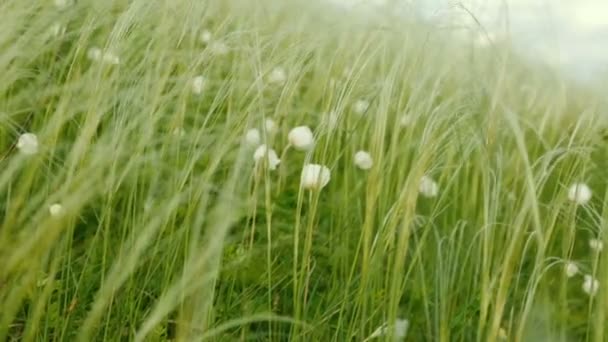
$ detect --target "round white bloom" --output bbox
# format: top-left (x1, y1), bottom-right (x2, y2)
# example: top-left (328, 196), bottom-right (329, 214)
top-left (253, 144), bottom-right (280, 170)
top-left (49, 203), bottom-right (64, 217)
top-left (200, 30), bottom-right (212, 44)
top-left (353, 99), bottom-right (369, 115)
top-left (87, 47), bottom-right (102, 61)
top-left (244, 128), bottom-right (261, 147)
top-left (268, 67), bottom-right (287, 85)
top-left (589, 238), bottom-right (604, 252)
top-left (288, 126), bottom-right (314, 151)
top-left (582, 275), bottom-right (599, 296)
top-left (565, 261), bottom-right (579, 278)
top-left (419, 176), bottom-right (439, 198)
top-left (568, 183), bottom-right (592, 205)
top-left (354, 150), bottom-right (373, 170)
top-left (301, 164), bottom-right (331, 190)
top-left (368, 318), bottom-right (409, 339)
top-left (264, 119), bottom-right (277, 135)
top-left (191, 75), bottom-right (206, 95)
top-left (17, 133), bottom-right (39, 155)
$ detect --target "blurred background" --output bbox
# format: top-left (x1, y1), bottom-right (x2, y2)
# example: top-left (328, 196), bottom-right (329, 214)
top-left (328, 0), bottom-right (608, 84)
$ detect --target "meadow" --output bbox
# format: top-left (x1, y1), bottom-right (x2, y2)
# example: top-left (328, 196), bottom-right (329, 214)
top-left (1, 0), bottom-right (607, 341)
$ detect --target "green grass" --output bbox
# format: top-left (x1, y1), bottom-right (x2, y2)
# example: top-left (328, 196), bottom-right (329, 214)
top-left (1, 0), bottom-right (607, 341)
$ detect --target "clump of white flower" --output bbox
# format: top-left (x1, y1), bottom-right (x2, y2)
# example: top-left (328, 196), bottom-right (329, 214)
top-left (367, 318), bottom-right (409, 340)
top-left (268, 67), bottom-right (287, 85)
top-left (354, 150), bottom-right (373, 170)
top-left (191, 75), bottom-right (206, 95)
top-left (17, 133), bottom-right (39, 155)
top-left (589, 238), bottom-right (604, 252)
top-left (565, 261), bottom-right (579, 278)
top-left (253, 145), bottom-right (280, 170)
top-left (244, 128), bottom-right (261, 147)
top-left (264, 119), bottom-right (277, 135)
top-left (419, 175), bottom-right (439, 198)
top-left (49, 203), bottom-right (65, 217)
top-left (568, 183), bottom-right (592, 205)
top-left (582, 275), bottom-right (599, 296)
top-left (301, 164), bottom-right (331, 190)
top-left (353, 99), bottom-right (369, 115)
top-left (288, 126), bottom-right (314, 151)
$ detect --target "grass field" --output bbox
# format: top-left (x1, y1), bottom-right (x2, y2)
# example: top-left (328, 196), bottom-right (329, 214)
top-left (1, 0), bottom-right (607, 341)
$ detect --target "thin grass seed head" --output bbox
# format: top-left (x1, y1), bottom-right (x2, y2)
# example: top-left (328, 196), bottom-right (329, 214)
top-left (87, 47), bottom-right (102, 61)
top-left (253, 144), bottom-right (280, 170)
top-left (17, 133), bottom-right (39, 155)
top-left (191, 75), bottom-right (206, 95)
top-left (288, 126), bottom-right (314, 151)
top-left (354, 150), bottom-right (373, 170)
top-left (565, 261), bottom-right (579, 278)
top-left (589, 238), bottom-right (603, 252)
top-left (301, 164), bottom-right (331, 190)
top-left (419, 175), bottom-right (439, 198)
top-left (324, 110), bottom-right (339, 131)
top-left (582, 275), bottom-right (599, 296)
top-left (568, 183), bottom-right (592, 205)
top-left (210, 41), bottom-right (229, 55)
top-left (268, 67), bottom-right (287, 85)
top-left (49, 203), bottom-right (65, 217)
top-left (264, 118), bottom-right (277, 135)
top-left (353, 99), bottom-right (369, 115)
top-left (49, 23), bottom-right (66, 38)
top-left (244, 128), bottom-right (261, 147)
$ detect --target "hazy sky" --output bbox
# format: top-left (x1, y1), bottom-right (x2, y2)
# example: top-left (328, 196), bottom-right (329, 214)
top-left (328, 0), bottom-right (608, 81)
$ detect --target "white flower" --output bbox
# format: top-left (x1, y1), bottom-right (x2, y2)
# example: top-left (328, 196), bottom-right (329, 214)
top-left (200, 30), bottom-right (212, 44)
top-left (589, 238), bottom-right (604, 252)
top-left (49, 203), bottom-right (64, 217)
top-left (565, 261), bottom-right (579, 278)
top-left (301, 164), bottom-right (331, 190)
top-left (244, 128), bottom-right (261, 147)
top-left (399, 114), bottom-right (414, 127)
top-left (253, 145), bottom-right (280, 170)
top-left (268, 67), bottom-right (287, 85)
top-left (17, 133), bottom-right (39, 155)
top-left (568, 183), bottom-right (592, 205)
top-left (354, 150), bottom-right (373, 170)
top-left (419, 175), bottom-right (439, 198)
top-left (191, 75), bottom-right (206, 95)
top-left (353, 99), bottom-right (369, 115)
top-left (582, 275), bottom-right (599, 296)
top-left (264, 119), bottom-right (277, 135)
top-left (368, 318), bottom-right (409, 340)
top-left (288, 126), bottom-right (314, 151)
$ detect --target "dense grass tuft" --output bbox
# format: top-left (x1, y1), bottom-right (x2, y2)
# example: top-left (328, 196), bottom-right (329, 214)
top-left (1, 0), bottom-right (606, 341)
